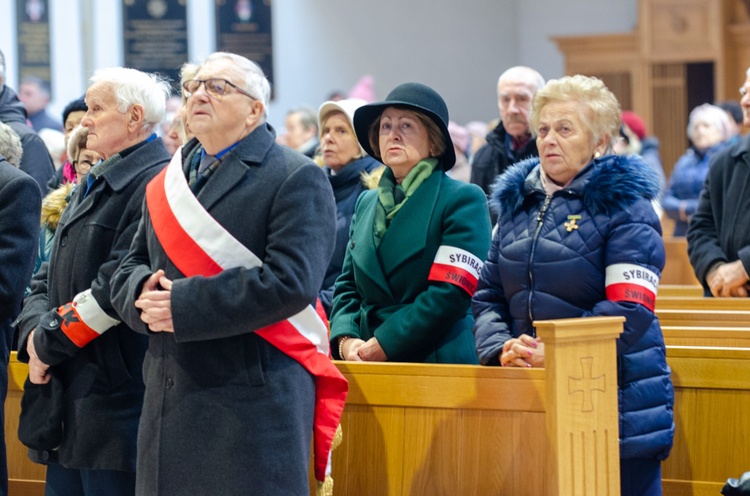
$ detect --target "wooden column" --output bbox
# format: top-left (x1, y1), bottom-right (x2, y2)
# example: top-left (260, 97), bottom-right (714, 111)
top-left (536, 316), bottom-right (624, 496)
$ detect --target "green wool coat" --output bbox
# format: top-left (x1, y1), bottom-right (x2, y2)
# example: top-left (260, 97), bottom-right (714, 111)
top-left (330, 166), bottom-right (491, 363)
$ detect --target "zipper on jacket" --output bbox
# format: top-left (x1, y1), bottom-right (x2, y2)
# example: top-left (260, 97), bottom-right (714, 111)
top-left (527, 194), bottom-right (552, 330)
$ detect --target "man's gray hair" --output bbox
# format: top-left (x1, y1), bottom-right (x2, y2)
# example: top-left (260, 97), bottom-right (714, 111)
top-left (202, 52), bottom-right (271, 120)
top-left (287, 106), bottom-right (318, 132)
top-left (89, 67), bottom-right (171, 132)
top-left (0, 122), bottom-right (23, 167)
top-left (498, 66), bottom-right (546, 94)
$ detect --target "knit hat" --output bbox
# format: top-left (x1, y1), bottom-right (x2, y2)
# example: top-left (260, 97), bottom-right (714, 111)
top-left (621, 111), bottom-right (647, 140)
top-left (353, 82), bottom-right (456, 169)
top-left (318, 98), bottom-right (368, 156)
top-left (62, 96), bottom-right (87, 126)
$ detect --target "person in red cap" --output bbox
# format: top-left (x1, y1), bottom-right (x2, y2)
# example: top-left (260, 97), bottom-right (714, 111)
top-left (621, 110), bottom-right (666, 196)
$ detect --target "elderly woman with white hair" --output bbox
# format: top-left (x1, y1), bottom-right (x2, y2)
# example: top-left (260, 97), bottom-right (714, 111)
top-left (317, 98), bottom-right (383, 316)
top-left (662, 103), bottom-right (734, 236)
top-left (15, 67), bottom-right (171, 495)
top-left (472, 75), bottom-right (674, 496)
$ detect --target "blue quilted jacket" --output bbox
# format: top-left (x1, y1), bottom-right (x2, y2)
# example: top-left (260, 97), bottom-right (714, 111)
top-left (472, 154), bottom-right (674, 460)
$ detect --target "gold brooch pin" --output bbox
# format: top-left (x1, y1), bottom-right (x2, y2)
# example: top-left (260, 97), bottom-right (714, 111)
top-left (565, 214), bottom-right (581, 232)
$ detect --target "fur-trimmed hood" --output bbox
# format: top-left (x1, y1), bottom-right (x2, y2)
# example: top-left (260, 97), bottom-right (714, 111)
top-left (490, 154), bottom-right (661, 219)
top-left (41, 183), bottom-right (75, 230)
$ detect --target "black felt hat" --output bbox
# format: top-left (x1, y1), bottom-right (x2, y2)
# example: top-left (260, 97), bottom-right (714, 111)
top-left (353, 82), bottom-right (456, 170)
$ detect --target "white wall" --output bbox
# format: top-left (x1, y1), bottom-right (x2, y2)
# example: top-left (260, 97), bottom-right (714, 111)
top-left (1, 0), bottom-right (638, 132)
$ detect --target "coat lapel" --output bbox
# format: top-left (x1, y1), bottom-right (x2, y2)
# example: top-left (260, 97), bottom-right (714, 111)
top-left (350, 191), bottom-right (393, 298)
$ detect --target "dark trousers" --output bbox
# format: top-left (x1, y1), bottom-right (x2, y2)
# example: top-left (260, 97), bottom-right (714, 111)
top-left (621, 457), bottom-right (663, 496)
top-left (45, 463), bottom-right (135, 496)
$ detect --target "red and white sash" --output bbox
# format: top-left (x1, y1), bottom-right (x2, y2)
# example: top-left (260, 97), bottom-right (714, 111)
top-left (145, 152), bottom-right (348, 482)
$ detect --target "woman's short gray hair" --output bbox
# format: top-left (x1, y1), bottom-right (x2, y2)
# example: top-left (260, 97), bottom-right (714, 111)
top-left (90, 67), bottom-right (171, 132)
top-left (687, 103), bottom-right (734, 144)
top-left (203, 52), bottom-right (271, 120)
top-left (531, 75), bottom-right (621, 150)
top-left (0, 122), bottom-right (23, 167)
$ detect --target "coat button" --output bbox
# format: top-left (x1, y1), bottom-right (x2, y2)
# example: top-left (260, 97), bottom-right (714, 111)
top-left (48, 319), bottom-right (59, 328)
top-left (349, 241), bottom-right (355, 249)
top-left (166, 378), bottom-right (174, 389)
top-left (60, 235), bottom-right (68, 246)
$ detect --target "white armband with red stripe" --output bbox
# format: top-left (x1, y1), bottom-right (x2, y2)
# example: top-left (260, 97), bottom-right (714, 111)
top-left (605, 263), bottom-right (659, 311)
top-left (428, 245), bottom-right (483, 295)
top-left (58, 289), bottom-right (121, 348)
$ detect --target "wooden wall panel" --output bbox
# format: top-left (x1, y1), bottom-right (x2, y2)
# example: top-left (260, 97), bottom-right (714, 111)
top-left (652, 63), bottom-right (687, 181)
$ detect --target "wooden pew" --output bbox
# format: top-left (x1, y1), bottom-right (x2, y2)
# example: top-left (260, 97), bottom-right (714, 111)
top-left (329, 317), bottom-right (624, 496)
top-left (9, 320), bottom-right (748, 496)
top-left (656, 296), bottom-right (750, 311)
top-left (9, 318), bottom-right (625, 496)
top-left (658, 285), bottom-right (703, 298)
top-left (662, 326), bottom-right (750, 348)
top-left (656, 308), bottom-right (750, 328)
top-left (662, 346), bottom-right (750, 496)
top-left (5, 355), bottom-right (45, 496)
top-left (656, 296), bottom-right (750, 347)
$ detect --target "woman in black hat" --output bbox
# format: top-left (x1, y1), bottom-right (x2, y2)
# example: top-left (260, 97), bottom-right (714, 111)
top-left (329, 82), bottom-right (491, 363)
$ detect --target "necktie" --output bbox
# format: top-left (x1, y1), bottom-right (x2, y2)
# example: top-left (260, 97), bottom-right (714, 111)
top-left (190, 154), bottom-right (220, 193)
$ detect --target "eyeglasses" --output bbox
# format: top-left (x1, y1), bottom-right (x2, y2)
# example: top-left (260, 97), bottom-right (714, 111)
top-left (73, 159), bottom-right (96, 173)
top-left (182, 78), bottom-right (256, 100)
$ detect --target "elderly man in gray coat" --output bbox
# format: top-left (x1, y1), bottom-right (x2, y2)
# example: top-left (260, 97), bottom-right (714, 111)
top-left (111, 52), bottom-right (347, 496)
top-left (16, 67), bottom-right (171, 495)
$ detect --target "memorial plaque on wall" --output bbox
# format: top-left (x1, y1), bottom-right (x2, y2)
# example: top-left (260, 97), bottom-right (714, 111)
top-left (16, 0), bottom-right (52, 90)
top-left (123, 0), bottom-right (188, 88)
top-left (215, 0), bottom-right (274, 95)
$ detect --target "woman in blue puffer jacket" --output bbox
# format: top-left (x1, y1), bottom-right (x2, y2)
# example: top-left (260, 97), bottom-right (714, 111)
top-left (472, 75), bottom-right (674, 496)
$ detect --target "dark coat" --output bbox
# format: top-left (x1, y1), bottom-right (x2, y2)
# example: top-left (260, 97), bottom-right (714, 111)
top-left (0, 158), bottom-right (41, 495)
top-left (16, 138), bottom-right (170, 471)
top-left (319, 155), bottom-right (382, 316)
top-left (0, 86), bottom-right (54, 192)
top-left (110, 124), bottom-right (336, 496)
top-left (469, 121), bottom-right (539, 196)
top-left (662, 141), bottom-right (729, 236)
top-left (329, 166), bottom-right (491, 363)
top-left (687, 134), bottom-right (750, 291)
top-left (472, 155), bottom-right (674, 461)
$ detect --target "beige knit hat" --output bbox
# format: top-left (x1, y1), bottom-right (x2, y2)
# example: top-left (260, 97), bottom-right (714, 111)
top-left (318, 98), bottom-right (368, 156)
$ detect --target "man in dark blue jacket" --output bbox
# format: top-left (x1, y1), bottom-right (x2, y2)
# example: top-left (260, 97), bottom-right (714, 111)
top-left (0, 49), bottom-right (55, 192)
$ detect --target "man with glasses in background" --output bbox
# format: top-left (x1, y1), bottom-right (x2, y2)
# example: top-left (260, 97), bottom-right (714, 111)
top-left (111, 52), bottom-right (347, 496)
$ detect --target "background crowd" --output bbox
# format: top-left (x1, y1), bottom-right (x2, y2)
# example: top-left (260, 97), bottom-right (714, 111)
top-left (1, 40), bottom-right (750, 495)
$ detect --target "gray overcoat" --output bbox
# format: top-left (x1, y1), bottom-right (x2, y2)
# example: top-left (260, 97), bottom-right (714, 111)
top-left (111, 123), bottom-right (336, 496)
top-left (16, 138), bottom-right (171, 470)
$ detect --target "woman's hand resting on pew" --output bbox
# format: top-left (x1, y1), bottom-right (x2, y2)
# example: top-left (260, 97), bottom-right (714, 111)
top-left (339, 336), bottom-right (388, 361)
top-left (499, 334), bottom-right (545, 368)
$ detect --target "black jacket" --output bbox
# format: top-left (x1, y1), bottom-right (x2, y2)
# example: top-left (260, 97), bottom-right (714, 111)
top-left (0, 86), bottom-right (54, 192)
top-left (687, 134), bottom-right (750, 292)
top-left (470, 121), bottom-right (539, 196)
